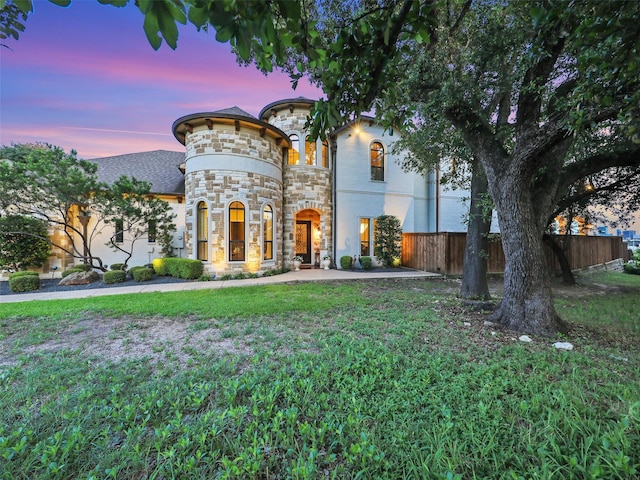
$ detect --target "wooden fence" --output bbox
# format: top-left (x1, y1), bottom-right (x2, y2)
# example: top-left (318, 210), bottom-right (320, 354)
top-left (402, 232), bottom-right (630, 275)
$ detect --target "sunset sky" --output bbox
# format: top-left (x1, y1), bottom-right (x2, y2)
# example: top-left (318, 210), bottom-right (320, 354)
top-left (0, 1), bottom-right (321, 159)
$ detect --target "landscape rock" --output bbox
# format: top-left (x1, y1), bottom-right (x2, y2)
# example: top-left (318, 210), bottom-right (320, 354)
top-left (58, 270), bottom-right (100, 286)
top-left (519, 335), bottom-right (533, 343)
top-left (553, 342), bottom-right (574, 351)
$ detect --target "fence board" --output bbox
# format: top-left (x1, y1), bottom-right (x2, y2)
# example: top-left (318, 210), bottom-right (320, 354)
top-left (403, 233), bottom-right (630, 275)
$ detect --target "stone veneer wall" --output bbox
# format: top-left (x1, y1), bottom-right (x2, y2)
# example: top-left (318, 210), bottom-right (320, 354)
top-left (183, 124), bottom-right (285, 274)
top-left (264, 106), bottom-right (334, 264)
top-left (282, 167), bottom-right (333, 262)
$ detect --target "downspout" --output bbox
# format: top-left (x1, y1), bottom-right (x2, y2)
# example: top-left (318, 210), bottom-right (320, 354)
top-left (330, 134), bottom-right (338, 266)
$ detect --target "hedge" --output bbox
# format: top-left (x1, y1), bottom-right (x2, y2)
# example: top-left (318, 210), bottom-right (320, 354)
top-left (360, 256), bottom-right (373, 270)
top-left (9, 270), bottom-right (39, 279)
top-left (152, 258), bottom-right (203, 280)
top-left (131, 267), bottom-right (153, 282)
top-left (110, 263), bottom-right (126, 271)
top-left (103, 270), bottom-right (126, 284)
top-left (9, 274), bottom-right (40, 292)
top-left (340, 256), bottom-right (353, 270)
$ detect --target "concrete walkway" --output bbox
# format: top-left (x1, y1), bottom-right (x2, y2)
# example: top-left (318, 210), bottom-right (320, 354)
top-left (1, 268), bottom-right (441, 304)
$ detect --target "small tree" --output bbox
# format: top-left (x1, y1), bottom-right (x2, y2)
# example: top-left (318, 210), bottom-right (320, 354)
top-left (0, 214), bottom-right (51, 271)
top-left (0, 143), bottom-right (175, 271)
top-left (374, 215), bottom-right (402, 267)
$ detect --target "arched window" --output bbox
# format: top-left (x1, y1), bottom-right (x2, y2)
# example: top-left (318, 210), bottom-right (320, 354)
top-left (321, 139), bottom-right (329, 168)
top-left (196, 201), bottom-right (208, 261)
top-left (288, 134), bottom-right (300, 165)
top-left (305, 136), bottom-right (316, 165)
top-left (370, 141), bottom-right (384, 181)
top-left (263, 205), bottom-right (273, 260)
top-left (229, 201), bottom-right (245, 261)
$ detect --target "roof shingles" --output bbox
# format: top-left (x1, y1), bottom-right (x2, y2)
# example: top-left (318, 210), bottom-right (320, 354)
top-left (89, 150), bottom-right (185, 196)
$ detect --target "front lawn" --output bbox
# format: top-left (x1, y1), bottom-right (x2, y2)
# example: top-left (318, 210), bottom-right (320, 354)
top-left (1, 275), bottom-right (638, 479)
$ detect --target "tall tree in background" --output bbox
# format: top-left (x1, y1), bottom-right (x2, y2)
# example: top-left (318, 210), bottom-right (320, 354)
top-left (3, 0), bottom-right (640, 335)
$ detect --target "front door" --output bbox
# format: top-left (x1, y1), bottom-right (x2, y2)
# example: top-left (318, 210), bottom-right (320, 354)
top-left (295, 221), bottom-right (312, 264)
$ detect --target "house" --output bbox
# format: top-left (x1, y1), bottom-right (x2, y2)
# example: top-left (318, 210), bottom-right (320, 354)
top-left (48, 97), bottom-right (476, 274)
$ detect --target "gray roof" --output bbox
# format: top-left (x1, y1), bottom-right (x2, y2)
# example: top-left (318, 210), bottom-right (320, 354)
top-left (214, 106), bottom-right (256, 118)
top-left (90, 150), bottom-right (185, 196)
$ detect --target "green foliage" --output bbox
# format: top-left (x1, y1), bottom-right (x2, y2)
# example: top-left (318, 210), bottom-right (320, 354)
top-left (61, 267), bottom-right (84, 278)
top-left (623, 249), bottom-right (640, 275)
top-left (340, 255), bottom-right (352, 270)
top-left (219, 273), bottom-right (233, 281)
top-left (131, 266), bottom-right (153, 282)
top-left (197, 274), bottom-right (213, 282)
top-left (360, 256), bottom-right (373, 270)
top-left (8, 273), bottom-right (40, 292)
top-left (374, 215), bottom-right (402, 267)
top-left (109, 263), bottom-right (126, 271)
top-left (233, 272), bottom-right (246, 280)
top-left (152, 257), bottom-right (203, 279)
top-left (8, 270), bottom-right (39, 278)
top-left (103, 270), bottom-right (126, 284)
top-left (0, 214), bottom-right (51, 271)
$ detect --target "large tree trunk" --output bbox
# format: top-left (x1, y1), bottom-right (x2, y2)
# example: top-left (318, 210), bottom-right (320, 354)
top-left (487, 176), bottom-right (568, 336)
top-left (460, 158), bottom-right (492, 300)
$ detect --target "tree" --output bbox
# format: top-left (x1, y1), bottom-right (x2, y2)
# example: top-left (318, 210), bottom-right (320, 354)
top-left (0, 143), bottom-right (176, 271)
top-left (0, 214), bottom-right (51, 271)
top-left (374, 215), bottom-right (402, 267)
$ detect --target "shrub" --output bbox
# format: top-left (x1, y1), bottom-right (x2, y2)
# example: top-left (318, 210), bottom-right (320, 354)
top-left (9, 274), bottom-right (40, 292)
top-left (9, 270), bottom-right (39, 279)
top-left (61, 267), bottom-right (84, 278)
top-left (360, 256), bottom-right (373, 270)
top-left (624, 262), bottom-right (640, 275)
top-left (198, 274), bottom-right (214, 281)
top-left (374, 214), bottom-right (403, 267)
top-left (103, 270), bottom-right (126, 284)
top-left (110, 263), bottom-right (126, 271)
top-left (233, 272), bottom-right (247, 280)
top-left (340, 255), bottom-right (353, 270)
top-left (131, 267), bottom-right (153, 282)
top-left (0, 214), bottom-right (51, 271)
top-left (219, 273), bottom-right (233, 281)
top-left (76, 264), bottom-right (92, 272)
top-left (152, 258), bottom-right (203, 279)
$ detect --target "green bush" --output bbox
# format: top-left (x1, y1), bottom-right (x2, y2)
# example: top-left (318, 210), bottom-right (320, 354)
top-left (9, 270), bottom-right (39, 279)
top-left (360, 256), bottom-right (373, 270)
top-left (233, 272), bottom-right (247, 280)
top-left (152, 258), bottom-right (203, 279)
top-left (9, 274), bottom-right (40, 292)
top-left (131, 267), bottom-right (153, 282)
top-left (61, 267), bottom-right (84, 278)
top-left (103, 270), bottom-right (126, 284)
top-left (198, 274), bottom-right (213, 281)
top-left (340, 255), bottom-right (353, 270)
top-left (374, 214), bottom-right (403, 267)
top-left (219, 273), bottom-right (233, 281)
top-left (110, 263), bottom-right (126, 271)
top-left (624, 262), bottom-right (640, 275)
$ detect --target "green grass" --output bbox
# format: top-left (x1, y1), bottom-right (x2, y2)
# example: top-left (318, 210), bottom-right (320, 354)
top-left (1, 276), bottom-right (638, 479)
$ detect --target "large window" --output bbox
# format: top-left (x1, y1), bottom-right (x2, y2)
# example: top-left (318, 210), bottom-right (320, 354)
top-left (305, 136), bottom-right (316, 165)
top-left (229, 201), bottom-right (245, 261)
top-left (321, 139), bottom-right (329, 168)
top-left (370, 141), bottom-right (385, 181)
top-left (360, 218), bottom-right (371, 256)
top-left (263, 205), bottom-right (273, 260)
top-left (196, 201), bottom-right (208, 261)
top-left (288, 134), bottom-right (300, 165)
top-left (114, 219), bottom-right (124, 244)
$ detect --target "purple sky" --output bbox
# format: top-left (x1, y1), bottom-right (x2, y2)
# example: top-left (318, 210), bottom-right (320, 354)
top-left (0, 1), bottom-right (321, 159)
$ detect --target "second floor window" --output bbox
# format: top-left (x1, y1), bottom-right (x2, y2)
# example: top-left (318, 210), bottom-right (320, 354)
top-left (370, 141), bottom-right (384, 181)
top-left (305, 136), bottom-right (316, 165)
top-left (288, 134), bottom-right (300, 165)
